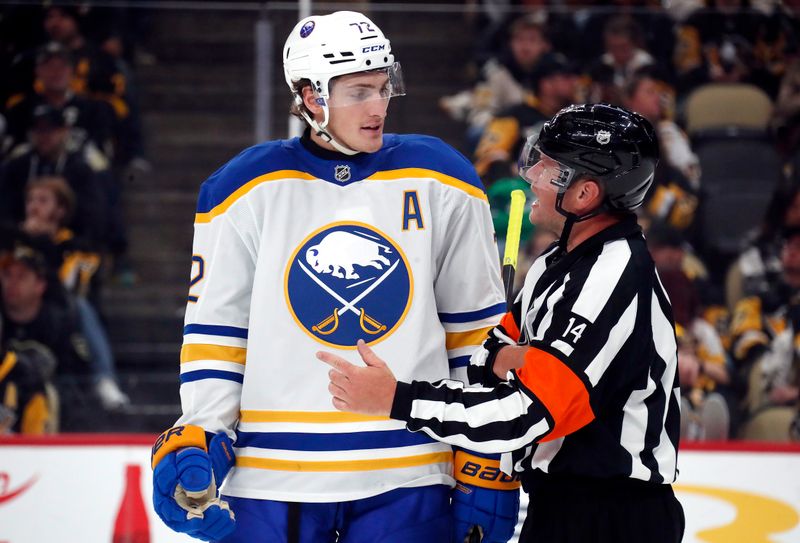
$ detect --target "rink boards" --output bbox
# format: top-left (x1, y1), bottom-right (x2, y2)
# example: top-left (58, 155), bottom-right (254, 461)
top-left (0, 436), bottom-right (798, 543)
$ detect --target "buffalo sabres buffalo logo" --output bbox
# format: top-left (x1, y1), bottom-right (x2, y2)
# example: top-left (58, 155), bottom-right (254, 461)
top-left (285, 222), bottom-right (412, 348)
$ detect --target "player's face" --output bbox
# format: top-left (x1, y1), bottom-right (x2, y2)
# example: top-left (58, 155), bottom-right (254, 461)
top-left (524, 156), bottom-right (566, 234)
top-left (327, 71), bottom-right (390, 153)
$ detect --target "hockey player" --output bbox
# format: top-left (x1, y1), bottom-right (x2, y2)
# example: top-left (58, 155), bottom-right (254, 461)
top-left (151, 11), bottom-right (519, 543)
top-left (319, 104), bottom-right (685, 543)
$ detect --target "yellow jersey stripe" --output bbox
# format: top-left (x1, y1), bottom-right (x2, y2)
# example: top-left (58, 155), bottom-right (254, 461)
top-left (195, 170), bottom-right (317, 223)
top-left (181, 344), bottom-right (247, 364)
top-left (236, 451), bottom-right (452, 472)
top-left (446, 326), bottom-right (494, 350)
top-left (0, 352), bottom-right (18, 383)
top-left (240, 410), bottom-right (389, 423)
top-left (367, 168), bottom-right (488, 202)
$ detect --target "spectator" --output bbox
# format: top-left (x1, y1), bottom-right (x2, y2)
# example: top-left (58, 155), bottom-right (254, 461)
top-left (750, 1), bottom-right (800, 97)
top-left (623, 68), bottom-right (701, 233)
top-left (0, 105), bottom-right (107, 245)
top-left (771, 57), bottom-right (800, 159)
top-left (473, 54), bottom-right (578, 183)
top-left (0, 306), bottom-right (59, 434)
top-left (675, 325), bottom-right (730, 440)
top-left (647, 222), bottom-right (731, 439)
top-left (20, 176), bottom-right (128, 410)
top-left (40, 5), bottom-right (146, 169)
top-left (440, 14), bottom-right (552, 147)
top-left (625, 67), bottom-right (700, 185)
top-left (587, 16), bottom-right (655, 91)
top-left (579, 0), bottom-right (676, 71)
top-left (673, 0), bottom-right (767, 94)
top-left (0, 6), bottom-right (47, 109)
top-left (731, 227), bottom-right (800, 441)
top-left (726, 183), bottom-right (800, 311)
top-left (42, 6), bottom-right (124, 110)
top-left (3, 42), bottom-right (115, 160)
top-left (0, 241), bottom-right (99, 429)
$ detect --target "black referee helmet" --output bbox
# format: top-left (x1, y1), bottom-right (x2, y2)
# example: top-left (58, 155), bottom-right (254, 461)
top-left (520, 103), bottom-right (659, 213)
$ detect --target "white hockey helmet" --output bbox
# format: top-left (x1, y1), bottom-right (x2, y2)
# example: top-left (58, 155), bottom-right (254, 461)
top-left (283, 11), bottom-right (405, 154)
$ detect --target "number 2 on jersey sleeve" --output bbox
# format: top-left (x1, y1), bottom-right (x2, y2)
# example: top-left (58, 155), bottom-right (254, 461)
top-left (188, 255), bottom-right (205, 303)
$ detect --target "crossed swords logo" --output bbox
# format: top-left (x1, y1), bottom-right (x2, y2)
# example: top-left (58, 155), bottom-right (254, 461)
top-left (298, 259), bottom-right (399, 335)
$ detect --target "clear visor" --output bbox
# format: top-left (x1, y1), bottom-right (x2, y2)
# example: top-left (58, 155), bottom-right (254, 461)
top-left (518, 137), bottom-right (576, 193)
top-left (324, 62), bottom-right (406, 108)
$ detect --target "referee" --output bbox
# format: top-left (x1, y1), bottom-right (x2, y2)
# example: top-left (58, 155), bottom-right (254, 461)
top-left (318, 103), bottom-right (685, 543)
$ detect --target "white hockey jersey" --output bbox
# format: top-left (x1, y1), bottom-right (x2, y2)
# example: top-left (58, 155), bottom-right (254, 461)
top-left (178, 134), bottom-right (505, 502)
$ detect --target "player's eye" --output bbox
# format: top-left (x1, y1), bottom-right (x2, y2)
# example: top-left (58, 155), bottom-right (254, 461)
top-left (349, 88), bottom-right (372, 101)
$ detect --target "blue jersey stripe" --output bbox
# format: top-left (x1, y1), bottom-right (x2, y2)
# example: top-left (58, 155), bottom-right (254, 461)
top-left (448, 356), bottom-right (471, 369)
top-left (180, 369), bottom-right (244, 384)
top-left (184, 324), bottom-right (249, 339)
top-left (438, 302), bottom-right (506, 323)
top-left (235, 429), bottom-right (436, 452)
top-left (197, 135), bottom-right (483, 213)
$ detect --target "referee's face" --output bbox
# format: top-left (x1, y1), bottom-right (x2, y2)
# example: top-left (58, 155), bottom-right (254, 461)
top-left (525, 157), bottom-right (565, 235)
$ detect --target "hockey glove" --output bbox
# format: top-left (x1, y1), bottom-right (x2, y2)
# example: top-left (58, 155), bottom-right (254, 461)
top-left (452, 450), bottom-right (520, 543)
top-left (467, 325), bottom-right (518, 386)
top-left (151, 425), bottom-right (236, 541)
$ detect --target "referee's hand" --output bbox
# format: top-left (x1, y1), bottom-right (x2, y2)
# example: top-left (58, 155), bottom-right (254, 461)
top-left (317, 339), bottom-right (397, 416)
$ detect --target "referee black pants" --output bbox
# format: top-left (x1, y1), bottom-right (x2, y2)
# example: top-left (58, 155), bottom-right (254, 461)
top-left (519, 472), bottom-right (685, 543)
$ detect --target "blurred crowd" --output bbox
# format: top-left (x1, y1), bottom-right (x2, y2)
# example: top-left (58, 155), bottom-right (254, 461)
top-left (0, 4), bottom-right (152, 433)
top-left (449, 0), bottom-right (800, 442)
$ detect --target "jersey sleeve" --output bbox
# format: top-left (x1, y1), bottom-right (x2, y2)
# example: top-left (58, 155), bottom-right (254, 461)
top-left (176, 176), bottom-right (259, 437)
top-left (433, 168), bottom-right (505, 385)
top-left (392, 238), bottom-right (659, 454)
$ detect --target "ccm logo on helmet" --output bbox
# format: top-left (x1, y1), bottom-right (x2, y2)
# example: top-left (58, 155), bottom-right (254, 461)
top-left (362, 44), bottom-right (386, 53)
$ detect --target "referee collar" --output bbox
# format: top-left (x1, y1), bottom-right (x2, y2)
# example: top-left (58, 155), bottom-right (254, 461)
top-left (543, 214), bottom-right (642, 271)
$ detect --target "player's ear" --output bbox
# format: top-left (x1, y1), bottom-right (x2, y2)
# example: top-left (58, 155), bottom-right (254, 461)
top-left (301, 85), bottom-right (323, 116)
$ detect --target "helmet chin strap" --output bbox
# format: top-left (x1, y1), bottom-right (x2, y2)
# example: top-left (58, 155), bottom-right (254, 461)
top-left (554, 192), bottom-right (606, 252)
top-left (296, 95), bottom-right (359, 156)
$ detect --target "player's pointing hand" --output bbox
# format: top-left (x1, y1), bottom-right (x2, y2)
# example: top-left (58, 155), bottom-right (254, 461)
top-left (317, 339), bottom-right (396, 416)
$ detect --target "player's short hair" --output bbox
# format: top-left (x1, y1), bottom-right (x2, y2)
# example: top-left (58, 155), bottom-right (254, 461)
top-left (288, 78), bottom-right (314, 120)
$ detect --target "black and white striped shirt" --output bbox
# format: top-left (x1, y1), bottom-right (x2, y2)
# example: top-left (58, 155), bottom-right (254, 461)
top-left (391, 216), bottom-right (681, 485)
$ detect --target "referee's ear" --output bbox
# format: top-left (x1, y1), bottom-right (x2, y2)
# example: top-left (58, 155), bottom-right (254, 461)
top-left (568, 177), bottom-right (605, 215)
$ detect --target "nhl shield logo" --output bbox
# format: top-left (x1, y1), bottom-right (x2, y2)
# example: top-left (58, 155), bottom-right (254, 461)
top-left (596, 130), bottom-right (611, 145)
top-left (334, 165), bottom-right (351, 183)
top-left (285, 222), bottom-right (413, 348)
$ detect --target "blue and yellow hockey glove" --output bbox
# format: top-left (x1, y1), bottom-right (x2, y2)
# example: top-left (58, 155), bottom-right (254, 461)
top-left (452, 450), bottom-right (520, 543)
top-left (151, 425), bottom-right (236, 541)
